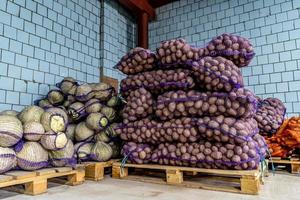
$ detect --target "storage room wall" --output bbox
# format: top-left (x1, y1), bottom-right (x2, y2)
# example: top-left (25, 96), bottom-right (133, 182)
top-left (0, 0), bottom-right (136, 111)
top-left (149, 0), bottom-right (300, 116)
top-left (100, 0), bottom-right (136, 81)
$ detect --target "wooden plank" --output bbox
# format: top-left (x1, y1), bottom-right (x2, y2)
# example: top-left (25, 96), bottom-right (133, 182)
top-left (54, 167), bottom-right (73, 173)
top-left (113, 162), bottom-right (259, 177)
top-left (100, 75), bottom-right (119, 92)
top-left (24, 179), bottom-right (47, 195)
top-left (112, 163), bottom-right (261, 195)
top-left (5, 171), bottom-right (37, 180)
top-left (118, 0), bottom-right (155, 18)
top-left (120, 174), bottom-right (244, 194)
top-left (0, 175), bottom-right (13, 183)
top-left (271, 159), bottom-right (300, 164)
top-left (36, 168), bottom-right (56, 176)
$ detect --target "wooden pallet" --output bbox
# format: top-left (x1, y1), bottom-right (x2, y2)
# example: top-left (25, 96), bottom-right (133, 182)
top-left (0, 166), bottom-right (85, 195)
top-left (269, 157), bottom-right (300, 174)
top-left (82, 160), bottom-right (117, 181)
top-left (112, 162), bottom-right (264, 195)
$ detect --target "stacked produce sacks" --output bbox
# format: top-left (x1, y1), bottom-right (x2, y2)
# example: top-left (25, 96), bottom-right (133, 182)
top-left (116, 33), bottom-right (268, 170)
top-left (38, 77), bottom-right (122, 163)
top-left (266, 117), bottom-right (300, 158)
top-left (0, 77), bottom-right (122, 174)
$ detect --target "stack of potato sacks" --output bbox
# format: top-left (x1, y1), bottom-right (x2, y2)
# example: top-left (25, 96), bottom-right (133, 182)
top-left (0, 78), bottom-right (122, 174)
top-left (116, 33), bottom-right (269, 170)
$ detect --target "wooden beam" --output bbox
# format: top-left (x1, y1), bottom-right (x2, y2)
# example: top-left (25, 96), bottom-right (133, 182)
top-left (149, 0), bottom-right (175, 8)
top-left (138, 12), bottom-right (149, 48)
top-left (119, 0), bottom-right (155, 19)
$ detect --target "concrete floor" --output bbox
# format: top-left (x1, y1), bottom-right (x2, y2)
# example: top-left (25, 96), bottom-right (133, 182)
top-left (0, 173), bottom-right (300, 200)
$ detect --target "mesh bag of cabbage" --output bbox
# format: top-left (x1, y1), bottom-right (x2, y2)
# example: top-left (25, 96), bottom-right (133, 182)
top-left (0, 147), bottom-right (17, 173)
top-left (114, 47), bottom-right (156, 75)
top-left (47, 89), bottom-right (65, 106)
top-left (255, 97), bottom-right (286, 136)
top-left (156, 34), bottom-right (255, 68)
top-left (120, 69), bottom-right (195, 96)
top-left (49, 140), bottom-right (76, 167)
top-left (122, 135), bottom-right (267, 170)
top-left (122, 88), bottom-right (154, 123)
top-left (116, 116), bottom-right (259, 145)
top-left (15, 141), bottom-right (49, 170)
top-left (191, 56), bottom-right (244, 92)
top-left (155, 88), bottom-right (258, 120)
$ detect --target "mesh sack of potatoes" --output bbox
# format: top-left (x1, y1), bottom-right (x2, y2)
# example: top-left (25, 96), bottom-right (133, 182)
top-left (156, 38), bottom-right (206, 66)
top-left (121, 142), bottom-right (153, 164)
top-left (155, 88), bottom-right (257, 120)
top-left (151, 136), bottom-right (266, 170)
top-left (122, 88), bottom-right (154, 123)
top-left (116, 117), bottom-right (199, 144)
top-left (191, 56), bottom-right (243, 92)
top-left (255, 98), bottom-right (286, 136)
top-left (115, 47), bottom-right (156, 75)
top-left (205, 33), bottom-right (255, 67)
top-left (195, 116), bottom-right (259, 144)
top-left (120, 69), bottom-right (195, 96)
top-left (260, 97), bottom-right (286, 115)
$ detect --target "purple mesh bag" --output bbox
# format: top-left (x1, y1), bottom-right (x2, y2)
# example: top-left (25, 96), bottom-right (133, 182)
top-left (121, 142), bottom-right (153, 164)
top-left (155, 88), bottom-right (258, 120)
top-left (120, 69), bottom-right (195, 96)
top-left (122, 88), bottom-right (154, 123)
top-left (156, 34), bottom-right (255, 68)
top-left (122, 134), bottom-right (267, 170)
top-left (255, 97), bottom-right (286, 136)
top-left (191, 56), bottom-right (244, 92)
top-left (205, 33), bottom-right (255, 67)
top-left (116, 118), bottom-right (199, 144)
top-left (195, 116), bottom-right (259, 144)
top-left (114, 47), bottom-right (156, 75)
top-left (0, 148), bottom-right (17, 173)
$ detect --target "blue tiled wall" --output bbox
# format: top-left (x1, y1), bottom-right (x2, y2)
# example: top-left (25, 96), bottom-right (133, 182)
top-left (0, 0), bottom-right (136, 111)
top-left (149, 0), bottom-right (300, 116)
top-left (100, 0), bottom-right (136, 81)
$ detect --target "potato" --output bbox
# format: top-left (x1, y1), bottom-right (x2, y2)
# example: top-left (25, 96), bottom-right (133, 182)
top-left (116, 117), bottom-right (198, 144)
top-left (156, 88), bottom-right (257, 120)
top-left (156, 39), bottom-right (205, 65)
top-left (122, 88), bottom-right (153, 123)
top-left (115, 47), bottom-right (156, 75)
top-left (205, 33), bottom-right (255, 67)
top-left (151, 134), bottom-right (265, 169)
top-left (121, 142), bottom-right (153, 164)
top-left (191, 56), bottom-right (244, 92)
top-left (120, 69), bottom-right (195, 96)
top-left (196, 116), bottom-right (258, 144)
top-left (254, 97), bottom-right (285, 136)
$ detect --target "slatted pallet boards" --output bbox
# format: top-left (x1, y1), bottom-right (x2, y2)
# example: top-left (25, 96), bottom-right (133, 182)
top-left (82, 160), bottom-right (116, 181)
top-left (112, 162), bottom-right (265, 195)
top-left (0, 166), bottom-right (85, 196)
top-left (269, 157), bottom-right (300, 174)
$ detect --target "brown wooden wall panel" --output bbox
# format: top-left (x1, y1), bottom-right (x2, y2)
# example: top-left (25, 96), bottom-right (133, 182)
top-left (101, 76), bottom-right (119, 92)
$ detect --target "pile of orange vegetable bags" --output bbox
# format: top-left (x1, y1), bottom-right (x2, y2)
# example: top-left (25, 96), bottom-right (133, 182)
top-left (266, 117), bottom-right (300, 158)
